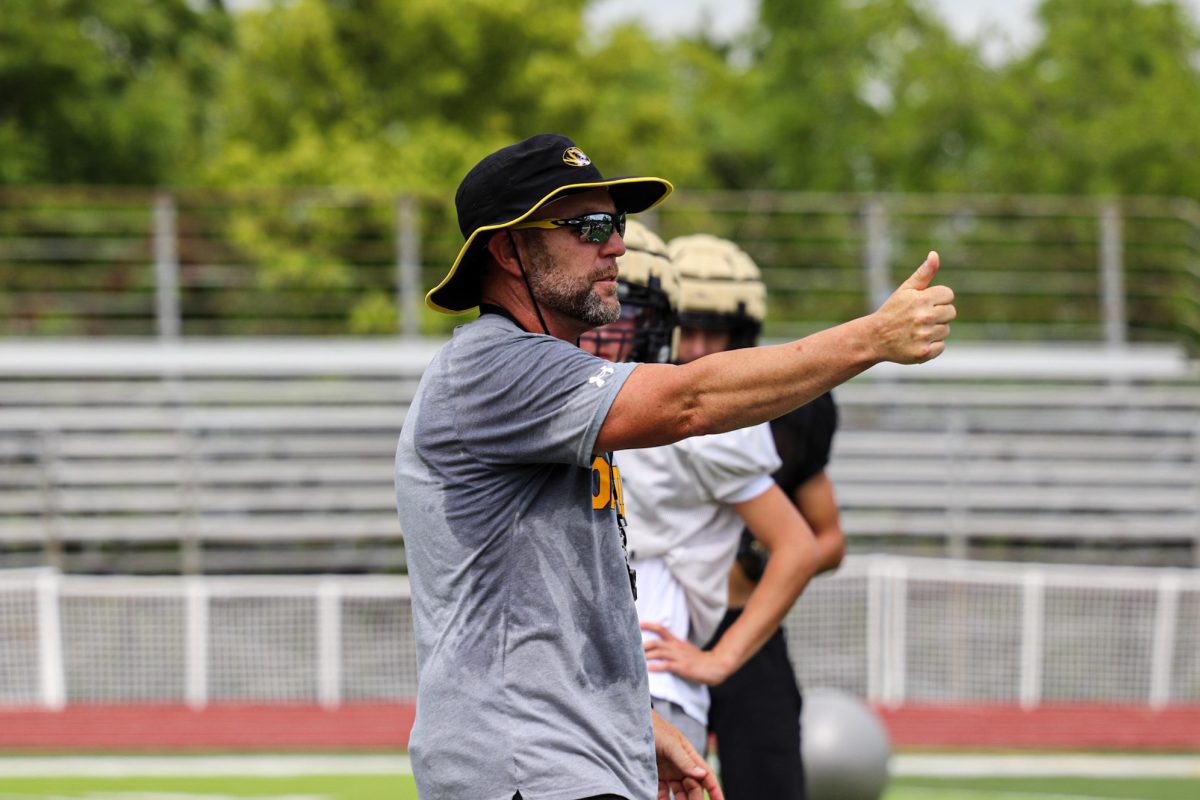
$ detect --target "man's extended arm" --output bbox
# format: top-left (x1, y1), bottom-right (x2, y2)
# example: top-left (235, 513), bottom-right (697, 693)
top-left (596, 252), bottom-right (953, 453)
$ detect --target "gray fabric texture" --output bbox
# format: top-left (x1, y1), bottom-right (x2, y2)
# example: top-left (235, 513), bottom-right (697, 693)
top-left (652, 698), bottom-right (709, 757)
top-left (395, 313), bottom-right (654, 800)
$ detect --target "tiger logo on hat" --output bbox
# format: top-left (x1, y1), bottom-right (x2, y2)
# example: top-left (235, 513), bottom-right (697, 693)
top-left (562, 147), bottom-right (591, 167)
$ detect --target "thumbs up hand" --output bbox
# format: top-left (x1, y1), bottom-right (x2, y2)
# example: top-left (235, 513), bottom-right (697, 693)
top-left (871, 251), bottom-right (956, 364)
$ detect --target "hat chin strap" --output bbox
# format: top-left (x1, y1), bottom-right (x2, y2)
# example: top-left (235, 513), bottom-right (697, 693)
top-left (507, 230), bottom-right (552, 336)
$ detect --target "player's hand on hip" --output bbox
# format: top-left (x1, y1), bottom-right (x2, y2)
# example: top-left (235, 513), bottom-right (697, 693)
top-left (652, 709), bottom-right (724, 800)
top-left (870, 250), bottom-right (956, 364)
top-left (641, 621), bottom-right (732, 686)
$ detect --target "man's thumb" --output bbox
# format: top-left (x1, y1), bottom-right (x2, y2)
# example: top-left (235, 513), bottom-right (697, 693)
top-left (900, 251), bottom-right (939, 291)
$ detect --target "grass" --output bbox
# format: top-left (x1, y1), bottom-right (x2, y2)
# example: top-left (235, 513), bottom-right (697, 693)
top-left (1, 774), bottom-right (1198, 800)
top-left (888, 776), bottom-right (1200, 800)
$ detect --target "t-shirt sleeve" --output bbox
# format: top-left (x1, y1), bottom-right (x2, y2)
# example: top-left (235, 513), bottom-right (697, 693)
top-left (450, 322), bottom-right (636, 468)
top-left (686, 422), bottom-right (782, 505)
top-left (772, 392), bottom-right (839, 494)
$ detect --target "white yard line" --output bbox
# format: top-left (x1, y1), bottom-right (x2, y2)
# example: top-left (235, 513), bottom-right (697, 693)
top-left (0, 755), bottom-right (410, 778)
top-left (892, 790), bottom-right (1161, 800)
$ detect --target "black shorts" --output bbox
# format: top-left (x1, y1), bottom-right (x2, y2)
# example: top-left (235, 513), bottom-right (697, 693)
top-left (707, 608), bottom-right (806, 799)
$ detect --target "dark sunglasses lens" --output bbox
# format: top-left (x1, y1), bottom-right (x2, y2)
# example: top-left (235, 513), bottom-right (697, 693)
top-left (574, 213), bottom-right (622, 243)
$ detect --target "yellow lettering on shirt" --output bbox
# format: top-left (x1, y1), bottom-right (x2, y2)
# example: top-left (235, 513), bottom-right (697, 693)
top-left (592, 455), bottom-right (611, 510)
top-left (591, 455), bottom-right (625, 513)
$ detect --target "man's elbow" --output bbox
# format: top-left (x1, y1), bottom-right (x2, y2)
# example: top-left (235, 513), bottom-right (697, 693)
top-left (671, 405), bottom-right (716, 441)
top-left (660, 385), bottom-right (721, 441)
top-left (645, 358), bottom-right (747, 441)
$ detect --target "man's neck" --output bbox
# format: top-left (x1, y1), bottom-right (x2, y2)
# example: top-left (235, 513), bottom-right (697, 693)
top-left (479, 293), bottom-right (585, 343)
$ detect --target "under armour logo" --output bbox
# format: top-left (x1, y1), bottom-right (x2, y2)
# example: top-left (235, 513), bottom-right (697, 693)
top-left (588, 365), bottom-right (615, 387)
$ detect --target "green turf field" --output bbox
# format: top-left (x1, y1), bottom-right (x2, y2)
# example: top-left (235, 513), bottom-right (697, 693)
top-left (889, 775), bottom-right (1200, 799)
top-left (0, 775), bottom-right (421, 800)
top-left (1, 773), bottom-right (1199, 800)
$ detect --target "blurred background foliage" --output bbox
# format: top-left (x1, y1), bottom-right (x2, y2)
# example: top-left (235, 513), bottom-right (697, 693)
top-left (3, 0), bottom-right (1199, 197)
top-left (2, 0), bottom-right (1200, 339)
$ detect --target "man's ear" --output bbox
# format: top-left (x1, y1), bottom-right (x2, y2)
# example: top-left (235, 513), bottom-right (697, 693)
top-left (485, 230), bottom-right (523, 278)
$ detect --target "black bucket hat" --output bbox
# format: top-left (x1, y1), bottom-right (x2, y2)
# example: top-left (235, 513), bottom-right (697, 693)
top-left (427, 133), bottom-right (674, 314)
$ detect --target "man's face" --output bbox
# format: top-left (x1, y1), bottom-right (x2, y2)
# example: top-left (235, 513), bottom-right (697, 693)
top-left (675, 326), bottom-right (733, 364)
top-left (516, 189), bottom-right (625, 328)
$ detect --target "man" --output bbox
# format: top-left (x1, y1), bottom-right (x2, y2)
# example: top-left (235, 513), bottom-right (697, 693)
top-left (582, 229), bottom-right (820, 764)
top-left (395, 133), bottom-right (954, 800)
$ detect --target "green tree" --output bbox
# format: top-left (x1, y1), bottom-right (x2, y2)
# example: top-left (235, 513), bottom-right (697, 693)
top-left (205, 0), bottom-right (598, 191)
top-left (200, 0), bottom-right (723, 334)
top-left (984, 0), bottom-right (1200, 196)
top-left (857, 1), bottom-right (996, 193)
top-left (567, 23), bottom-right (728, 189)
top-left (742, 0), bottom-right (990, 192)
top-left (0, 0), bottom-right (232, 184)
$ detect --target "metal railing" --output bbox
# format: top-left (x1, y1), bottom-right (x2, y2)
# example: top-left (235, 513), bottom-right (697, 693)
top-left (2, 188), bottom-right (1199, 346)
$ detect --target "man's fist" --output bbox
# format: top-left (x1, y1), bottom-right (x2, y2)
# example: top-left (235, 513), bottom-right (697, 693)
top-left (872, 251), bottom-right (956, 364)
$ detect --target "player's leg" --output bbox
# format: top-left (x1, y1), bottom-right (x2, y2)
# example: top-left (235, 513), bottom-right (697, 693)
top-left (708, 610), bottom-right (805, 799)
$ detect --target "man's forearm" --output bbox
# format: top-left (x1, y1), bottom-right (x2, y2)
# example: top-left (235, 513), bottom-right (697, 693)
top-left (678, 316), bottom-right (878, 437)
top-left (597, 252), bottom-right (953, 453)
top-left (599, 316), bottom-right (878, 451)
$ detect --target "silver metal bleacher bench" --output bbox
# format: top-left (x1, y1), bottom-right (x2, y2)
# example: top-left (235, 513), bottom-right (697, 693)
top-left (2, 339), bottom-right (1199, 572)
top-left (830, 343), bottom-right (1200, 566)
top-left (0, 339), bottom-right (440, 573)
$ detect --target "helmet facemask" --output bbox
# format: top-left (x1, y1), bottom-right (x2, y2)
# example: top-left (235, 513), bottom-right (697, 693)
top-left (581, 278), bottom-right (676, 363)
top-left (580, 220), bottom-right (680, 364)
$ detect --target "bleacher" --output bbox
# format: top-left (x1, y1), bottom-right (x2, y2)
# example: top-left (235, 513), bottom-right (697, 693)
top-left (0, 339), bottom-right (436, 573)
top-left (2, 339), bottom-right (1199, 573)
top-left (825, 342), bottom-right (1200, 565)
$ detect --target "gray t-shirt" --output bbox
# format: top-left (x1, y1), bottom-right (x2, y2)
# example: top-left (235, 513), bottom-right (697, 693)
top-left (395, 313), bottom-right (654, 800)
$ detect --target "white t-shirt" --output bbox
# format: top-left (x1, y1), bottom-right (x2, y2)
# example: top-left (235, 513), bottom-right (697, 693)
top-left (633, 557), bottom-right (711, 726)
top-left (618, 423), bottom-right (781, 725)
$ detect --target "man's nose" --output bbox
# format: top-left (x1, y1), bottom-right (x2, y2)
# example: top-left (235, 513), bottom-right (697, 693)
top-left (600, 229), bottom-right (626, 258)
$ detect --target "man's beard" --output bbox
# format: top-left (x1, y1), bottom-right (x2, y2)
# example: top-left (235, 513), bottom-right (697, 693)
top-left (521, 234), bottom-right (620, 327)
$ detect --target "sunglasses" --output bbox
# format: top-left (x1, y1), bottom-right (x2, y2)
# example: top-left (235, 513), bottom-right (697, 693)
top-left (510, 211), bottom-right (626, 244)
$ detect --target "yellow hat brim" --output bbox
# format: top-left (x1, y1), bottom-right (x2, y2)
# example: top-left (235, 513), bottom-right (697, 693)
top-left (427, 176), bottom-right (674, 315)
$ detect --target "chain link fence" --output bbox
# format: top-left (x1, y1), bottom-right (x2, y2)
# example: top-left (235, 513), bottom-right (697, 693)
top-left (2, 558), bottom-right (1196, 711)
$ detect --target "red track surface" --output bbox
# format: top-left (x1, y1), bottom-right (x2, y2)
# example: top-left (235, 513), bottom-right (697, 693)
top-left (1, 702), bottom-right (1198, 750)
top-left (0, 704), bottom-right (414, 751)
top-left (878, 703), bottom-right (1200, 749)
